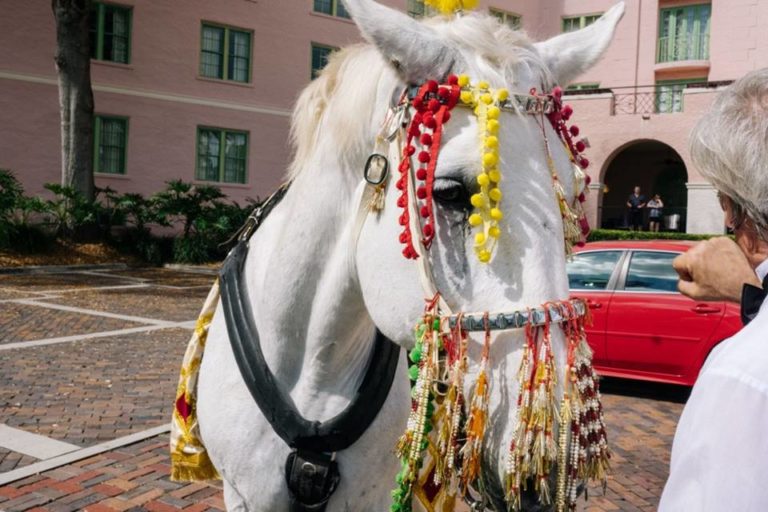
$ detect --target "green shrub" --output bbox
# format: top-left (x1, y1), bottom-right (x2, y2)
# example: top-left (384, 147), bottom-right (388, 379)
top-left (587, 229), bottom-right (720, 242)
top-left (152, 180), bottom-right (225, 238)
top-left (0, 170), bottom-right (24, 247)
top-left (172, 236), bottom-right (210, 264)
top-left (43, 183), bottom-right (102, 239)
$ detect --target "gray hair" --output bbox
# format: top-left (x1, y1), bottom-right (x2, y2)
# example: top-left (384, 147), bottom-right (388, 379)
top-left (689, 68), bottom-right (768, 240)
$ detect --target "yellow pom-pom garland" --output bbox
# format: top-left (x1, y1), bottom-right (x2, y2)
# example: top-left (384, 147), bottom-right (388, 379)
top-left (458, 74), bottom-right (509, 263)
top-left (424, 0), bottom-right (479, 15)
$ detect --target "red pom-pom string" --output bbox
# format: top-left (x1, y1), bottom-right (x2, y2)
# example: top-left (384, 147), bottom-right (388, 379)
top-left (396, 78), bottom-right (461, 258)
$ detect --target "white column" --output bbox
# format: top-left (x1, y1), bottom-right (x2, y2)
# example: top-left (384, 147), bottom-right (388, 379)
top-left (586, 182), bottom-right (603, 230)
top-left (686, 182), bottom-right (724, 234)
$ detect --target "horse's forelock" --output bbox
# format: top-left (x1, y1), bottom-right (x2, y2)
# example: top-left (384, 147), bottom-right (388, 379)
top-left (286, 13), bottom-right (550, 181)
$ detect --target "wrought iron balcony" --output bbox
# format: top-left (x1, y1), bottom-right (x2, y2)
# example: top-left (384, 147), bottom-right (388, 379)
top-left (657, 34), bottom-right (710, 63)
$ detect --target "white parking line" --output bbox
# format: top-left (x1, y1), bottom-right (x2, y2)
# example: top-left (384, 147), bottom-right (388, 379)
top-left (0, 323), bottom-right (194, 351)
top-left (0, 425), bottom-right (80, 460)
top-left (25, 283), bottom-right (151, 295)
top-left (0, 424), bottom-right (171, 485)
top-left (10, 299), bottom-right (175, 326)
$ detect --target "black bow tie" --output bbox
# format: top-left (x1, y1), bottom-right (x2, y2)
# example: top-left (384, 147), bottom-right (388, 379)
top-left (741, 274), bottom-right (768, 325)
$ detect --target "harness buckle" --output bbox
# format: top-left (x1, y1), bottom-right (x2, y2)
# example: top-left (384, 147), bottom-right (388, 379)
top-left (284, 449), bottom-right (340, 512)
top-left (363, 153), bottom-right (389, 186)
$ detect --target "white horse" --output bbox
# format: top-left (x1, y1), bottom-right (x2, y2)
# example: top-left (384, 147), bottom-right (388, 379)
top-left (197, 1), bottom-right (623, 510)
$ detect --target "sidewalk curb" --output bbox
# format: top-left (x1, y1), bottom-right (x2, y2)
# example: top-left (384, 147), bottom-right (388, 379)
top-left (0, 263), bottom-right (128, 275)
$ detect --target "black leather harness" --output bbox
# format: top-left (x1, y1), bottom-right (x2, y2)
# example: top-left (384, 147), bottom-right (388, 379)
top-left (219, 186), bottom-right (401, 511)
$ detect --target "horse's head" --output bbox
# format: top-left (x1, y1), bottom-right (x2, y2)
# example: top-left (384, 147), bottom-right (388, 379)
top-left (345, 0), bottom-right (623, 333)
top-left (314, 1), bottom-right (623, 508)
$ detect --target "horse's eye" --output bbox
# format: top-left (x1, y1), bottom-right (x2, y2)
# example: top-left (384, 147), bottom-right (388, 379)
top-left (432, 178), bottom-right (469, 209)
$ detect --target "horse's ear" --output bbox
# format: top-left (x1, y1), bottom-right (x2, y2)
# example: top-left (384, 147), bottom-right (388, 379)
top-left (534, 2), bottom-right (625, 87)
top-left (342, 0), bottom-right (458, 84)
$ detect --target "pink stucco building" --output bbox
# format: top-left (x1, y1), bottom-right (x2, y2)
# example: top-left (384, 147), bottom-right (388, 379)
top-left (1, 0), bottom-right (766, 233)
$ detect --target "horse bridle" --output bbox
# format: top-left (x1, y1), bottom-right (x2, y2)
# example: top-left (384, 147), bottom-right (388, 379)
top-left (220, 76), bottom-right (597, 512)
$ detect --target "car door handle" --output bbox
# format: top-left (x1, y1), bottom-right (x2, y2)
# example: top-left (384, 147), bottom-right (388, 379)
top-left (692, 304), bottom-right (721, 314)
top-left (587, 301), bottom-right (603, 309)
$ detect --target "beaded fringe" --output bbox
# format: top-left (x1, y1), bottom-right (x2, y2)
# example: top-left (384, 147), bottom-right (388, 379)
top-left (391, 298), bottom-right (610, 512)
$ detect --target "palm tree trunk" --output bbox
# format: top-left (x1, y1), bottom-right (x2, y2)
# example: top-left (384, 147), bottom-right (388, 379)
top-left (52, 0), bottom-right (95, 201)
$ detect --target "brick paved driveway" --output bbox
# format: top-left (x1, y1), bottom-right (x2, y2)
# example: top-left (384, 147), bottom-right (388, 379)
top-left (0, 267), bottom-right (688, 511)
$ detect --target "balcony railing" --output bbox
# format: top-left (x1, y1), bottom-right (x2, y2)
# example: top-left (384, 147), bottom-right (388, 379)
top-left (610, 81), bottom-right (728, 115)
top-left (657, 34), bottom-right (710, 63)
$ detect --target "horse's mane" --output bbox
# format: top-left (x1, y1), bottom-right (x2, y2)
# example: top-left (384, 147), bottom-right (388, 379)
top-left (287, 13), bottom-right (548, 180)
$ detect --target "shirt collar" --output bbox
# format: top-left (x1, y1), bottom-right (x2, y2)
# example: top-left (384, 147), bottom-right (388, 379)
top-left (757, 258), bottom-right (768, 282)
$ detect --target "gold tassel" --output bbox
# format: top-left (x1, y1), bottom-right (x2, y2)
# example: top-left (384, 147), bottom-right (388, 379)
top-left (459, 315), bottom-right (491, 492)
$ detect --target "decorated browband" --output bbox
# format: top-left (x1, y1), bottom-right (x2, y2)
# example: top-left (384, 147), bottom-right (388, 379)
top-left (396, 74), bottom-right (592, 263)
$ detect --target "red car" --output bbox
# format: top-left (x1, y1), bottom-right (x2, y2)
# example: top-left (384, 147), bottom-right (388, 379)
top-left (567, 240), bottom-right (742, 386)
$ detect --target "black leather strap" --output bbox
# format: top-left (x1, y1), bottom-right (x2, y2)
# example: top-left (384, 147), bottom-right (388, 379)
top-left (220, 241), bottom-right (400, 451)
top-left (285, 450), bottom-right (340, 512)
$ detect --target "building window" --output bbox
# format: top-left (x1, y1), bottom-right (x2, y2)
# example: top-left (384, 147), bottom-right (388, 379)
top-left (655, 79), bottom-right (705, 113)
top-left (89, 2), bottom-right (131, 64)
top-left (200, 23), bottom-right (252, 83)
top-left (562, 14), bottom-right (601, 32)
top-left (311, 44), bottom-right (338, 79)
top-left (566, 83), bottom-right (601, 91)
top-left (407, 0), bottom-right (434, 18)
top-left (657, 4), bottom-right (711, 63)
top-left (196, 128), bottom-right (248, 184)
top-left (94, 115), bottom-right (128, 174)
top-left (314, 0), bottom-right (350, 18)
top-left (490, 8), bottom-right (521, 30)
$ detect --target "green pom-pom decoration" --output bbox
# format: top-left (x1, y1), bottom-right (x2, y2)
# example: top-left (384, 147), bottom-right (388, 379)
top-left (432, 318), bottom-right (440, 330)
top-left (408, 364), bottom-right (420, 381)
top-left (409, 344), bottom-right (422, 363)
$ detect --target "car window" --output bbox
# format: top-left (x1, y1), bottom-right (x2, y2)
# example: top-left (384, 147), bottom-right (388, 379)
top-left (567, 251), bottom-right (623, 290)
top-left (624, 251), bottom-right (679, 292)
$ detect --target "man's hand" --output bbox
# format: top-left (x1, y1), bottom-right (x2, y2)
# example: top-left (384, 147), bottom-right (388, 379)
top-left (673, 236), bottom-right (761, 303)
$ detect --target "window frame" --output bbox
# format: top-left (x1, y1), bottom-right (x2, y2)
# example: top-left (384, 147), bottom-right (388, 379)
top-left (489, 7), bottom-right (522, 30)
top-left (566, 249), bottom-right (627, 291)
top-left (655, 77), bottom-right (706, 114)
top-left (199, 22), bottom-right (253, 84)
top-left (195, 126), bottom-right (250, 185)
top-left (566, 83), bottom-right (601, 91)
top-left (91, 1), bottom-right (132, 64)
top-left (407, 0), bottom-right (434, 18)
top-left (310, 43), bottom-right (339, 79)
top-left (313, 0), bottom-right (350, 18)
top-left (93, 114), bottom-right (129, 175)
top-left (657, 3), bottom-right (711, 63)
top-left (562, 13), bottom-right (602, 33)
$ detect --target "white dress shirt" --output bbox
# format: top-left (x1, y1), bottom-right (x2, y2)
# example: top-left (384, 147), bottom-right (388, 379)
top-left (659, 258), bottom-right (768, 511)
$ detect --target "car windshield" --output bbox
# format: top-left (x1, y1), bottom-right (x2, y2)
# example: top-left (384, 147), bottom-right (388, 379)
top-left (624, 251), bottom-right (679, 292)
top-left (567, 251), bottom-right (622, 290)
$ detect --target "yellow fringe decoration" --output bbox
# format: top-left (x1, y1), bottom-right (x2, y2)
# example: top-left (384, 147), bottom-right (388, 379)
top-left (170, 281), bottom-right (221, 482)
top-left (425, 0), bottom-right (478, 15)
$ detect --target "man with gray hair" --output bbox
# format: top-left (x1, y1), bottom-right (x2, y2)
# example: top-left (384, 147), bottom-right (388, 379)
top-left (661, 69), bottom-right (768, 510)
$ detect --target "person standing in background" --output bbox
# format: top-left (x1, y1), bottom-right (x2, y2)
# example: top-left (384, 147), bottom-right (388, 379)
top-left (626, 185), bottom-right (646, 231)
top-left (647, 194), bottom-right (664, 232)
